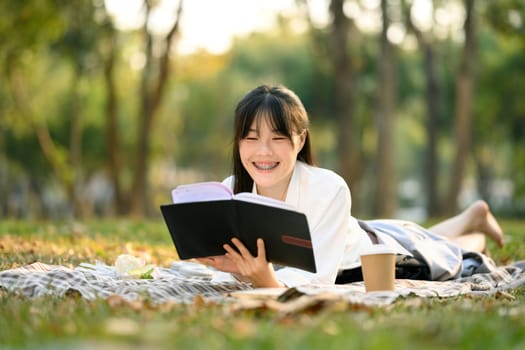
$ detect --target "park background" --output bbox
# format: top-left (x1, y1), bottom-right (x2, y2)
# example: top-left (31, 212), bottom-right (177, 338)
top-left (1, 0), bottom-right (524, 222)
top-left (2, 2), bottom-right (525, 349)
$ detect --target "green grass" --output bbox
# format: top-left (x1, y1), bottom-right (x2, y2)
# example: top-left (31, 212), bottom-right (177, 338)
top-left (1, 219), bottom-right (525, 349)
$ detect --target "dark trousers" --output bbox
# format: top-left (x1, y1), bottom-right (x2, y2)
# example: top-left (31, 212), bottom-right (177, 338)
top-left (335, 254), bottom-right (431, 284)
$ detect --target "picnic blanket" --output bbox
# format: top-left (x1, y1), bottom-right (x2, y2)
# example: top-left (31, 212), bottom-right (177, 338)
top-left (1, 261), bottom-right (525, 308)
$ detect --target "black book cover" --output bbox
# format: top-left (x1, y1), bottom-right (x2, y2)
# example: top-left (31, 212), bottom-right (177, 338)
top-left (160, 200), bottom-right (316, 273)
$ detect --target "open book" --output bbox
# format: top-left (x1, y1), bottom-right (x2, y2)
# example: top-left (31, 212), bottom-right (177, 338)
top-left (160, 181), bottom-right (316, 273)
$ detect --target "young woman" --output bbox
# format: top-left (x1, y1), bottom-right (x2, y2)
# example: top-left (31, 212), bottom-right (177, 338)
top-left (197, 84), bottom-right (504, 288)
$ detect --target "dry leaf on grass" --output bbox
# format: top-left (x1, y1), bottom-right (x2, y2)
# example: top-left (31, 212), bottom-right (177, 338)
top-left (104, 317), bottom-right (140, 336)
top-left (106, 294), bottom-right (144, 310)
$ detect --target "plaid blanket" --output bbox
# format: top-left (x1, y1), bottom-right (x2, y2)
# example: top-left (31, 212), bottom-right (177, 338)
top-left (1, 261), bottom-right (524, 307)
top-left (0, 262), bottom-right (252, 304)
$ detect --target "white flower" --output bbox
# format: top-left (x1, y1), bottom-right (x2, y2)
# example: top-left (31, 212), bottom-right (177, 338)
top-left (115, 254), bottom-right (144, 275)
top-left (114, 254), bottom-right (158, 279)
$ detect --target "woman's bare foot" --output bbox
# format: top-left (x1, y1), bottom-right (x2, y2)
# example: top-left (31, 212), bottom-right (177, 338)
top-left (467, 200), bottom-right (504, 247)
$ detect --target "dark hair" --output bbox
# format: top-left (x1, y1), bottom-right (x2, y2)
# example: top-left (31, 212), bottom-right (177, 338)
top-left (232, 84), bottom-right (314, 193)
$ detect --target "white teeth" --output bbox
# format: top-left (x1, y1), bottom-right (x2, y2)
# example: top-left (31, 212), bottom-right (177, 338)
top-left (254, 162), bottom-right (278, 170)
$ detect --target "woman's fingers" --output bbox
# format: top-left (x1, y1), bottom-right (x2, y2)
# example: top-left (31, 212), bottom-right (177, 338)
top-left (256, 238), bottom-right (266, 261)
top-left (216, 238), bottom-right (279, 287)
top-left (226, 238), bottom-right (267, 261)
top-left (220, 238), bottom-right (270, 281)
top-left (223, 243), bottom-right (242, 261)
top-left (230, 237), bottom-right (253, 257)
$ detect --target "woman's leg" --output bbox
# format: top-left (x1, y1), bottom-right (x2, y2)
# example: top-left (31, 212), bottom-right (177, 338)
top-left (450, 233), bottom-right (487, 253)
top-left (428, 200), bottom-right (504, 248)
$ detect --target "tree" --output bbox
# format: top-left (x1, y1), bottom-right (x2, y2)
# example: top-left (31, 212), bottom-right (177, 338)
top-left (374, 0), bottom-right (397, 217)
top-left (2, 0), bottom-right (98, 218)
top-left (444, 0), bottom-right (476, 215)
top-left (99, 0), bottom-right (184, 217)
top-left (478, 1), bottom-right (525, 211)
top-left (401, 0), bottom-right (443, 217)
top-left (99, 14), bottom-right (125, 215)
top-left (129, 0), bottom-right (184, 217)
top-left (328, 0), bottom-right (363, 206)
top-left (51, 1), bottom-right (105, 217)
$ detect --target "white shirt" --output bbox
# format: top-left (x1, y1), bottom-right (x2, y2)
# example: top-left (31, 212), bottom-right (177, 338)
top-left (223, 161), bottom-right (373, 286)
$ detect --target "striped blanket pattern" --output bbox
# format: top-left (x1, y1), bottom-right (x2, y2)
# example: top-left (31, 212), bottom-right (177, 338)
top-left (1, 261), bottom-right (524, 306)
top-left (0, 262), bottom-right (252, 304)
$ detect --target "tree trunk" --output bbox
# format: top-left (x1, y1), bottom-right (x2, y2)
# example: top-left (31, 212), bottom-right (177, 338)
top-left (130, 0), bottom-right (183, 217)
top-left (102, 25), bottom-right (127, 215)
top-left (374, 0), bottom-right (396, 217)
top-left (402, 0), bottom-right (442, 217)
top-left (69, 70), bottom-right (86, 218)
top-left (329, 0), bottom-right (361, 208)
top-left (423, 45), bottom-right (441, 217)
top-left (445, 0), bottom-right (476, 215)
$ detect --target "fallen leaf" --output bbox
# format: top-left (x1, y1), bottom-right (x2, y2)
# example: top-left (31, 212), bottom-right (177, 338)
top-left (106, 294), bottom-right (144, 310)
top-left (494, 290), bottom-right (515, 301)
top-left (105, 317), bottom-right (140, 336)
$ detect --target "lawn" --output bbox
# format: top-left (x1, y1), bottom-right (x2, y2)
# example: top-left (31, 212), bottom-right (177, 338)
top-left (1, 219), bottom-right (525, 349)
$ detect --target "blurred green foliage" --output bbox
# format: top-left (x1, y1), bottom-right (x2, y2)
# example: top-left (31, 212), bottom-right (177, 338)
top-left (0, 0), bottom-right (524, 218)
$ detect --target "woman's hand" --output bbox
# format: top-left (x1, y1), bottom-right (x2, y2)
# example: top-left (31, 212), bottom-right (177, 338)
top-left (198, 238), bottom-right (284, 288)
top-left (196, 255), bottom-right (240, 274)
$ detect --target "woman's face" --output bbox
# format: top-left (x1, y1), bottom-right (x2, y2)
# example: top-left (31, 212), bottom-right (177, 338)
top-left (239, 116), bottom-right (305, 200)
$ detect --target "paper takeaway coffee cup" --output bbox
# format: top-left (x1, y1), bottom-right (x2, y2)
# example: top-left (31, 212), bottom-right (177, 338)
top-left (360, 244), bottom-right (395, 292)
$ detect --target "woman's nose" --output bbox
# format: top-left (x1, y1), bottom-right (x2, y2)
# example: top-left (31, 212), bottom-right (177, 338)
top-left (255, 140), bottom-right (273, 155)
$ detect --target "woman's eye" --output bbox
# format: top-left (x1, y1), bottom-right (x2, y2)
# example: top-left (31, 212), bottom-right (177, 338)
top-left (273, 137), bottom-right (287, 141)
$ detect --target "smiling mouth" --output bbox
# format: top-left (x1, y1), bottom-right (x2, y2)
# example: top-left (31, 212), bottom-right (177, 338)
top-left (253, 162), bottom-right (279, 170)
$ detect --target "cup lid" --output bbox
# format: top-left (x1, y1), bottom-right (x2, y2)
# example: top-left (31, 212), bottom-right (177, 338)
top-left (360, 244), bottom-right (395, 256)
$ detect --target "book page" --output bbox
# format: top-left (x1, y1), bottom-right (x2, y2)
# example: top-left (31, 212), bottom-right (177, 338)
top-left (234, 192), bottom-right (298, 211)
top-left (171, 182), bottom-right (233, 203)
